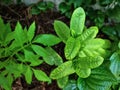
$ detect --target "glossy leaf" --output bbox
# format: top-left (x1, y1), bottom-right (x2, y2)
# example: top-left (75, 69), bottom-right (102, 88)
top-left (79, 47), bottom-right (111, 58)
top-left (73, 56), bottom-right (104, 69)
top-left (78, 26), bottom-right (98, 42)
top-left (24, 66), bottom-right (33, 84)
top-left (33, 34), bottom-right (61, 46)
top-left (54, 20), bottom-right (70, 43)
top-left (110, 51), bottom-right (120, 78)
top-left (75, 68), bottom-right (91, 78)
top-left (33, 69), bottom-right (51, 82)
top-left (27, 22), bottom-right (35, 41)
top-left (57, 76), bottom-right (68, 88)
top-left (70, 7), bottom-right (85, 36)
top-left (77, 66), bottom-right (116, 90)
top-left (84, 38), bottom-right (111, 49)
top-left (50, 61), bottom-right (75, 79)
top-left (65, 37), bottom-right (80, 60)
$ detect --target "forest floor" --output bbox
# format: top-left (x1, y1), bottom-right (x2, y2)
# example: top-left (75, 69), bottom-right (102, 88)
top-left (0, 3), bottom-right (70, 90)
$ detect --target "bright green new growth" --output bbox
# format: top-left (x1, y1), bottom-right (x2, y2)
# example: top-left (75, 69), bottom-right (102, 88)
top-left (51, 7), bottom-right (111, 80)
top-left (0, 17), bottom-right (62, 90)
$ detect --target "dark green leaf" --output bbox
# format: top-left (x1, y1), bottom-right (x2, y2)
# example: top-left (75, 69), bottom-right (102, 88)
top-left (33, 34), bottom-right (61, 46)
top-left (50, 61), bottom-right (75, 79)
top-left (70, 7), bottom-right (85, 36)
top-left (65, 37), bottom-right (80, 60)
top-left (46, 1), bottom-right (54, 9)
top-left (77, 66), bottom-right (116, 90)
top-left (63, 80), bottom-right (78, 90)
top-left (59, 2), bottom-right (71, 14)
top-left (54, 20), bottom-right (70, 43)
top-left (110, 51), bottom-right (120, 79)
top-left (33, 69), bottom-right (51, 82)
top-left (31, 6), bottom-right (41, 15)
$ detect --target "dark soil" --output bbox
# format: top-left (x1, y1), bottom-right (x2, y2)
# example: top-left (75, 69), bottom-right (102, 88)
top-left (0, 3), bottom-right (69, 90)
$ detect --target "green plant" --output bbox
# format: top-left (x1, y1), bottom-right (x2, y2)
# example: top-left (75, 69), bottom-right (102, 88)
top-left (59, 0), bottom-right (120, 41)
top-left (50, 7), bottom-right (118, 90)
top-left (0, 17), bottom-right (63, 90)
top-left (30, 1), bottom-right (54, 15)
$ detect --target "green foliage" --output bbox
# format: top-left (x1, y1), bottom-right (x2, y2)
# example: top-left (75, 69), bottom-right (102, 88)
top-left (50, 7), bottom-right (119, 90)
top-left (110, 43), bottom-right (120, 81)
top-left (77, 66), bottom-right (116, 90)
top-left (30, 1), bottom-right (54, 15)
top-left (51, 7), bottom-right (111, 79)
top-left (0, 17), bottom-right (62, 90)
top-left (59, 0), bottom-right (120, 41)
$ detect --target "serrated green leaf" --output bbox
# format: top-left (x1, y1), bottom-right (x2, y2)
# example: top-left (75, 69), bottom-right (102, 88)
top-left (110, 51), bottom-right (120, 78)
top-left (78, 26), bottom-right (98, 42)
top-left (77, 66), bottom-right (116, 90)
top-left (33, 69), bottom-right (51, 82)
top-left (5, 61), bottom-right (22, 79)
top-left (0, 74), bottom-right (12, 90)
top-left (27, 22), bottom-right (35, 41)
top-left (33, 34), bottom-right (61, 46)
top-left (6, 73), bottom-right (13, 88)
top-left (73, 56), bottom-right (104, 69)
top-left (50, 61), bottom-right (75, 79)
top-left (14, 22), bottom-right (27, 46)
top-left (65, 37), bottom-right (80, 60)
top-left (45, 47), bottom-right (63, 66)
top-left (32, 45), bottom-right (55, 65)
top-left (57, 76), bottom-right (68, 88)
top-left (54, 20), bottom-right (70, 43)
top-left (70, 7), bottom-right (85, 36)
top-left (24, 49), bottom-right (43, 66)
top-left (76, 68), bottom-right (91, 78)
top-left (4, 32), bottom-right (14, 46)
top-left (0, 18), bottom-right (12, 45)
top-left (24, 66), bottom-right (33, 84)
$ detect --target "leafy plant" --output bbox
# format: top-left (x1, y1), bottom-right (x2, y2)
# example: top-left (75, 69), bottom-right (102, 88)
top-left (0, 17), bottom-right (63, 90)
top-left (59, 0), bottom-right (120, 41)
top-left (50, 7), bottom-right (118, 89)
top-left (30, 1), bottom-right (54, 15)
